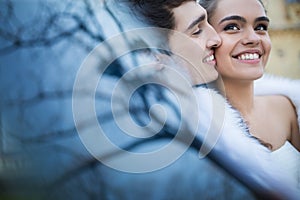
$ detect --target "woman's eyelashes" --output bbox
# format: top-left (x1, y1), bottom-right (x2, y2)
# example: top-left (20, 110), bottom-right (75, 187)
top-left (255, 23), bottom-right (268, 31)
top-left (223, 23), bottom-right (239, 31)
top-left (222, 23), bottom-right (269, 32)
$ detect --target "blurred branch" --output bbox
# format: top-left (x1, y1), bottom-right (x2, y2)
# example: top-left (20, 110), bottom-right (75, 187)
top-left (0, 0), bottom-right (105, 55)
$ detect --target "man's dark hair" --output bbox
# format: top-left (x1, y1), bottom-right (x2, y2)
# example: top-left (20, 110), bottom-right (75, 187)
top-left (124, 0), bottom-right (194, 30)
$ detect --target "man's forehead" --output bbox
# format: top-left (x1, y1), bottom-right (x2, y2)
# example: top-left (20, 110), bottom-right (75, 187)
top-left (172, 2), bottom-right (206, 32)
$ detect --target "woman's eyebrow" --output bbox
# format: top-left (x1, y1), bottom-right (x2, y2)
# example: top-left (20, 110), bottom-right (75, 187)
top-left (255, 16), bottom-right (270, 23)
top-left (186, 14), bottom-right (206, 31)
top-left (219, 15), bottom-right (246, 24)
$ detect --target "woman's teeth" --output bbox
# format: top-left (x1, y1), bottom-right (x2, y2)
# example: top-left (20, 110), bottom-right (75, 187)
top-left (237, 53), bottom-right (259, 60)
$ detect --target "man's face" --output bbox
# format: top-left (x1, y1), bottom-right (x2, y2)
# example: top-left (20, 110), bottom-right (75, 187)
top-left (168, 1), bottom-right (221, 85)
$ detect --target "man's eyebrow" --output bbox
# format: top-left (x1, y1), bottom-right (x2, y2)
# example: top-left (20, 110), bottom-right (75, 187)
top-left (255, 16), bottom-right (270, 23)
top-left (219, 15), bottom-right (246, 24)
top-left (186, 14), bottom-right (206, 31)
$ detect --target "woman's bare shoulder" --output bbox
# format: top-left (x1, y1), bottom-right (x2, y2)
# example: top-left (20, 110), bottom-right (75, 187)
top-left (256, 95), bottom-right (296, 125)
top-left (262, 95), bottom-right (295, 112)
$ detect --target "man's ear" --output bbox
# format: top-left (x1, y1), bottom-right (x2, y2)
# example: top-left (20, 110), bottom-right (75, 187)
top-left (154, 53), bottom-right (176, 70)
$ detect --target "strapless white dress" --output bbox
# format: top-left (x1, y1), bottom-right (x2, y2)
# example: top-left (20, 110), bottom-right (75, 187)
top-left (271, 141), bottom-right (300, 189)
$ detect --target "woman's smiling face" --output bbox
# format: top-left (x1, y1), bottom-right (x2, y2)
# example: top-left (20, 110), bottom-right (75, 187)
top-left (209, 0), bottom-right (271, 81)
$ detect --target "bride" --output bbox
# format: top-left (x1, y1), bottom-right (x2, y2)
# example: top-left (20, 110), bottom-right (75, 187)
top-left (200, 0), bottom-right (300, 191)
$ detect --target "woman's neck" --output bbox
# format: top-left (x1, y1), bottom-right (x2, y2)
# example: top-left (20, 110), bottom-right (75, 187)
top-left (216, 77), bottom-right (255, 116)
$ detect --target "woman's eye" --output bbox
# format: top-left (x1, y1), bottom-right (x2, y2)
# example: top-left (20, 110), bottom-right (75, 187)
top-left (256, 24), bottom-right (268, 31)
top-left (224, 24), bottom-right (239, 31)
top-left (192, 29), bottom-right (202, 36)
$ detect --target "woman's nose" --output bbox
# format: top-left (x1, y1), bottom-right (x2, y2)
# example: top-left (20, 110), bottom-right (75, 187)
top-left (241, 28), bottom-right (260, 46)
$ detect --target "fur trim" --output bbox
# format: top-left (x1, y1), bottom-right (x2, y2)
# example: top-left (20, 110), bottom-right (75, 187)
top-left (193, 86), bottom-right (300, 198)
top-left (254, 73), bottom-right (300, 129)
